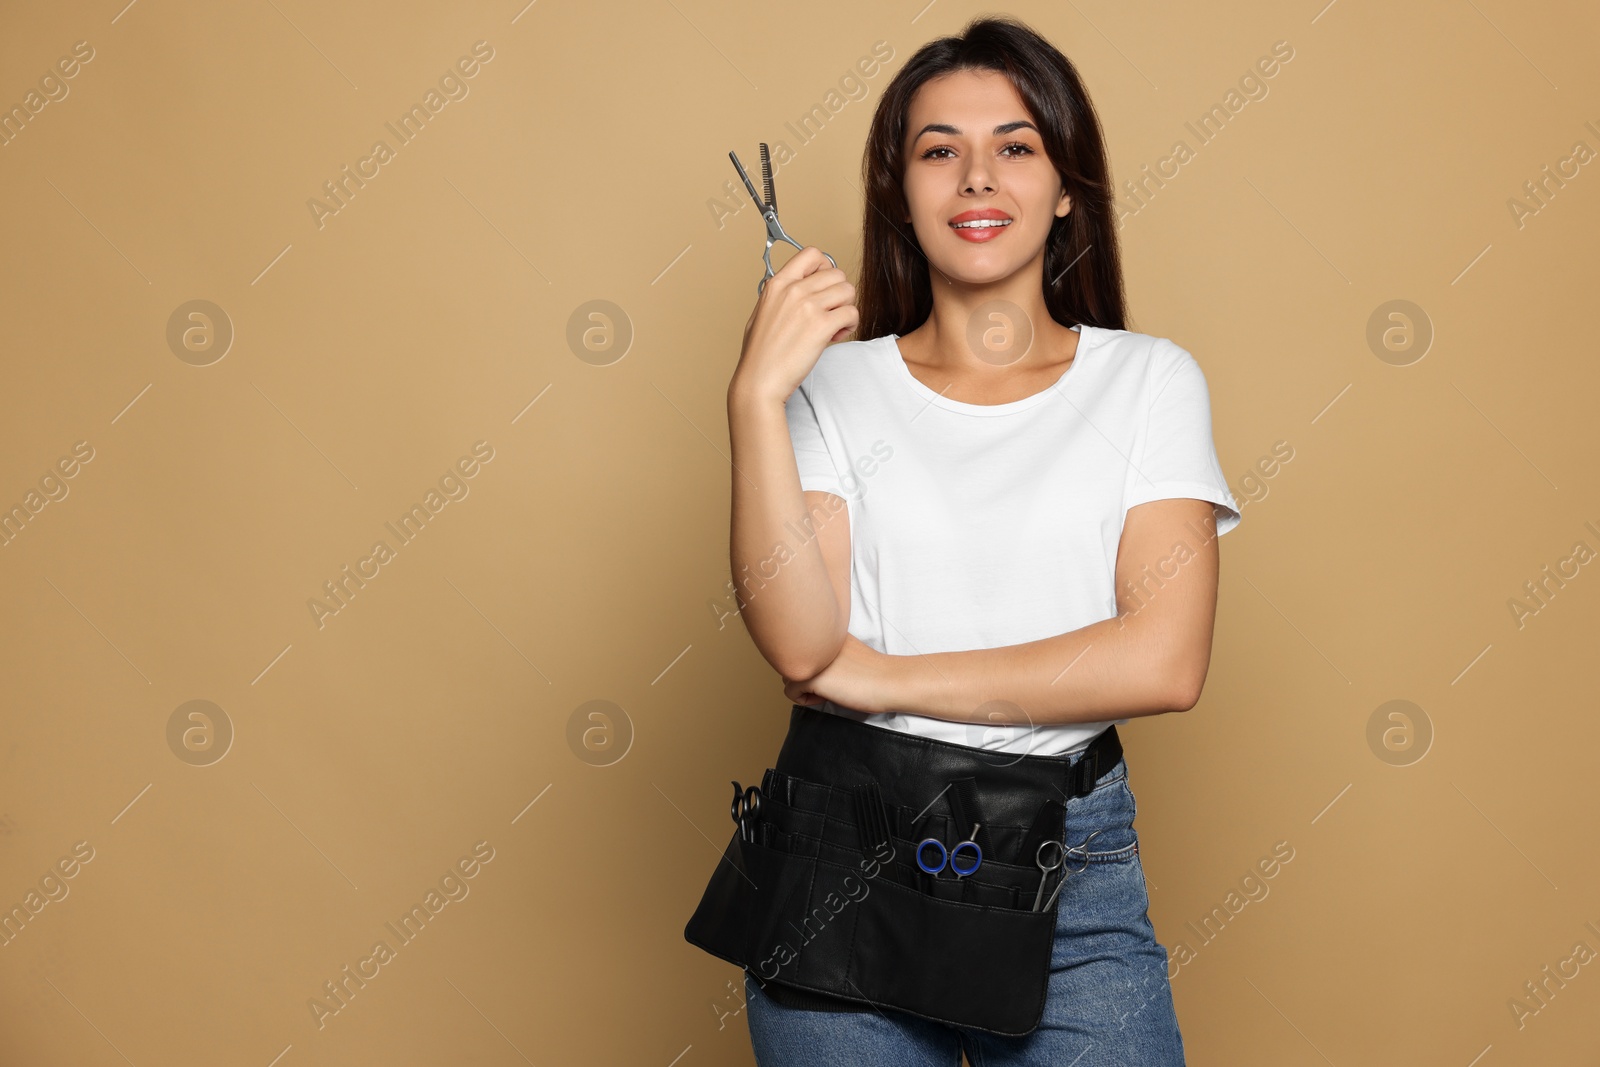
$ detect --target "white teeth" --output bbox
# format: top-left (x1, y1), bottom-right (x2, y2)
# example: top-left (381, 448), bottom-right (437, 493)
top-left (952, 219), bottom-right (1011, 229)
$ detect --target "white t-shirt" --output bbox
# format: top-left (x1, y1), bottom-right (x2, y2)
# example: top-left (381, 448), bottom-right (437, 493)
top-left (783, 323), bottom-right (1242, 756)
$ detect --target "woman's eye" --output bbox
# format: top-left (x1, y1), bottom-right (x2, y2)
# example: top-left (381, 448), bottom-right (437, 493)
top-left (919, 142), bottom-right (1035, 160)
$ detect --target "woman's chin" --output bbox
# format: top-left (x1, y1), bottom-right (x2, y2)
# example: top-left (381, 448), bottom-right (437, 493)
top-left (931, 259), bottom-right (1028, 288)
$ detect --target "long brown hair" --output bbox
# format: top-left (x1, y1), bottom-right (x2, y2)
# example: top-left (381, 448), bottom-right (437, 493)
top-left (856, 15), bottom-right (1127, 339)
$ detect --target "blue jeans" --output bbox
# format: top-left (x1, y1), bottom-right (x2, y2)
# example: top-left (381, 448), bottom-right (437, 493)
top-left (743, 756), bottom-right (1186, 1066)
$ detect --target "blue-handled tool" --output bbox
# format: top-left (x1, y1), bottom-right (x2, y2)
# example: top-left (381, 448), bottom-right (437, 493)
top-left (916, 823), bottom-right (983, 878)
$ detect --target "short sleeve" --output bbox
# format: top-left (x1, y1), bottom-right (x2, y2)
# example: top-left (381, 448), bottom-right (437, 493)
top-left (1124, 342), bottom-right (1242, 535)
top-left (784, 381), bottom-right (848, 498)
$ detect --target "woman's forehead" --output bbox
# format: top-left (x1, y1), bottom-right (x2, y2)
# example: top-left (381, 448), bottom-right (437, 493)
top-left (907, 71), bottom-right (1031, 132)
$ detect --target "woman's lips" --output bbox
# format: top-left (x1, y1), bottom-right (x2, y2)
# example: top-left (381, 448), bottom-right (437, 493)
top-left (949, 219), bottom-right (1012, 243)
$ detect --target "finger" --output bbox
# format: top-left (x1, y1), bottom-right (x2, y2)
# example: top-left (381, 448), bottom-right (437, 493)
top-left (786, 246), bottom-right (832, 280)
top-left (793, 265), bottom-right (848, 296)
top-left (811, 278), bottom-right (857, 311)
top-left (770, 247), bottom-right (838, 287)
top-left (822, 304), bottom-right (860, 340)
top-left (776, 273), bottom-right (852, 318)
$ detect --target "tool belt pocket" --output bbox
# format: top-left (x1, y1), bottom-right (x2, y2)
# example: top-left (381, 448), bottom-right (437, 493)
top-left (684, 767), bottom-right (1067, 1036)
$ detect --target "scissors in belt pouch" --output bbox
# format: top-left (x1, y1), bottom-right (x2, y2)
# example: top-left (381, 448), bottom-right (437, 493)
top-left (730, 780), bottom-right (764, 843)
top-left (1032, 829), bottom-right (1105, 911)
top-left (728, 142), bottom-right (837, 293)
top-left (916, 823), bottom-right (983, 878)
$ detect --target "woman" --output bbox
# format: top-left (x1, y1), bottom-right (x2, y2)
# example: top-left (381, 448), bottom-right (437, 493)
top-left (723, 15), bottom-right (1239, 1065)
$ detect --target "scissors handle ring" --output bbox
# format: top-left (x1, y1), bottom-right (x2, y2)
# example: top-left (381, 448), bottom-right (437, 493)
top-left (757, 247), bottom-right (839, 293)
top-left (915, 837), bottom-right (948, 875)
top-left (730, 781), bottom-right (763, 840)
top-left (916, 826), bottom-right (983, 877)
top-left (1039, 829), bottom-right (1109, 911)
top-left (1065, 829), bottom-right (1105, 873)
top-left (757, 222), bottom-right (838, 293)
top-left (1033, 839), bottom-right (1066, 911)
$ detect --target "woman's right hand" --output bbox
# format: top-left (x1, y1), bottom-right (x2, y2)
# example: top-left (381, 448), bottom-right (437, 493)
top-left (729, 246), bottom-right (859, 405)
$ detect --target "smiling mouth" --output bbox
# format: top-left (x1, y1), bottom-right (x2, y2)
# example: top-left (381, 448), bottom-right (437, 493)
top-left (950, 219), bottom-right (1012, 229)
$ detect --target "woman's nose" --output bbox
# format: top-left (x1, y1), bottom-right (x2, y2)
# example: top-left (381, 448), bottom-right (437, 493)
top-left (962, 164), bottom-right (996, 195)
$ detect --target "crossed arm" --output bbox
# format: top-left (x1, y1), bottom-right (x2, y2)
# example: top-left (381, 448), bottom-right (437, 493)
top-left (780, 494), bottom-right (1225, 727)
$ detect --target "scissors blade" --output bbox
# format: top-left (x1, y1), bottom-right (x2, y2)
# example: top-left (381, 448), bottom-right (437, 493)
top-left (728, 150), bottom-right (766, 212)
top-left (759, 142), bottom-right (776, 214)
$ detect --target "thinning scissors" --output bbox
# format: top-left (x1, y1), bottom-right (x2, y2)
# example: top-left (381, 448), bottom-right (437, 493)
top-left (730, 780), bottom-right (764, 843)
top-left (728, 143), bottom-right (837, 293)
top-left (1032, 829), bottom-right (1105, 912)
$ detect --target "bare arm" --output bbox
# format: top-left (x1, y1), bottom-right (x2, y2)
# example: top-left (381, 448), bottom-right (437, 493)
top-left (726, 390), bottom-right (851, 680)
top-left (791, 497), bottom-right (1224, 724)
top-left (724, 247), bottom-right (859, 682)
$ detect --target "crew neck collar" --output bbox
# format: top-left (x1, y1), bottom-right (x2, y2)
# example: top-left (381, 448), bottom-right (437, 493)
top-left (887, 324), bottom-right (1092, 416)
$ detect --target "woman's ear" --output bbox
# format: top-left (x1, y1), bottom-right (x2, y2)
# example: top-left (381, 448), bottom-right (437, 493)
top-left (1056, 191), bottom-right (1073, 218)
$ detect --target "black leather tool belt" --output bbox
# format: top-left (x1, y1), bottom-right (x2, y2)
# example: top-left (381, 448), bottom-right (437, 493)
top-left (683, 704), bottom-right (1123, 1037)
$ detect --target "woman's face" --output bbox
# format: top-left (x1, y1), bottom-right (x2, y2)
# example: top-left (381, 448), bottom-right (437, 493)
top-left (901, 68), bottom-right (1070, 286)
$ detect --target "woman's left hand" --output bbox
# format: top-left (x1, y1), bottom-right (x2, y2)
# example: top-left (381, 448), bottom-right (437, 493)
top-left (783, 634), bottom-right (896, 713)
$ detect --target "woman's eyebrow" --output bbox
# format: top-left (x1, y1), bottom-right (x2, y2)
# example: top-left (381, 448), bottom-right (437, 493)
top-left (911, 119), bottom-right (1038, 142)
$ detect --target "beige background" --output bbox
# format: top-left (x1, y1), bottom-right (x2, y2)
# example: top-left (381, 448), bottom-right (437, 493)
top-left (1, 0), bottom-right (1597, 1064)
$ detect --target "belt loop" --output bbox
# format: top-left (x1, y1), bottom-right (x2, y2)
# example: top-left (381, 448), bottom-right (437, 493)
top-left (1073, 750), bottom-right (1099, 799)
